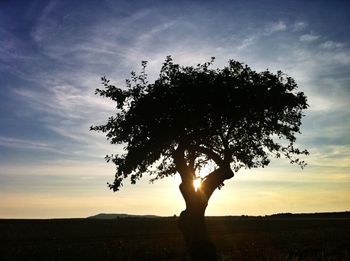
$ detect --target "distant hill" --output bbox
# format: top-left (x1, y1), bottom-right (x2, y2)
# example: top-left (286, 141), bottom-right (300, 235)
top-left (266, 211), bottom-right (350, 219)
top-left (221, 211), bottom-right (350, 220)
top-left (87, 213), bottom-right (160, 219)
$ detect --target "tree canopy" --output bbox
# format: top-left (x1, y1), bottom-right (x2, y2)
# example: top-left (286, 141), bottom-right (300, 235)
top-left (91, 56), bottom-right (309, 191)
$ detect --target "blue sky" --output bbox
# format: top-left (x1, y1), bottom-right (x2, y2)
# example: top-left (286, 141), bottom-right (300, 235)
top-left (1, 0), bottom-right (349, 218)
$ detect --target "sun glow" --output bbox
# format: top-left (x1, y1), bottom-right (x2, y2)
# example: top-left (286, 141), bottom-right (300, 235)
top-left (193, 177), bottom-right (202, 191)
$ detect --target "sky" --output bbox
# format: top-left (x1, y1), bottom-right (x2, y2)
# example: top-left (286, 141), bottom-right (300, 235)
top-left (0, 0), bottom-right (349, 218)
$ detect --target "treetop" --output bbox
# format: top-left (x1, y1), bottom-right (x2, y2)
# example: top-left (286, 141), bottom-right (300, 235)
top-left (91, 56), bottom-right (308, 191)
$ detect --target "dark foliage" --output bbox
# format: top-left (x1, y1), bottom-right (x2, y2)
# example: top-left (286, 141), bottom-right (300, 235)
top-left (91, 56), bottom-right (308, 191)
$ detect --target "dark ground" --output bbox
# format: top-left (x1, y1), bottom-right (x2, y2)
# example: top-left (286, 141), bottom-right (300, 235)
top-left (1, 216), bottom-right (349, 261)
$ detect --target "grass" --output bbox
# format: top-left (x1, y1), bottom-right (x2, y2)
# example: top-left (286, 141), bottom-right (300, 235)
top-left (1, 217), bottom-right (349, 260)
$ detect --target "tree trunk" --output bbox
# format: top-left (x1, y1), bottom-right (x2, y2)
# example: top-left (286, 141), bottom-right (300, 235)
top-left (172, 144), bottom-right (233, 259)
top-left (178, 182), bottom-right (218, 260)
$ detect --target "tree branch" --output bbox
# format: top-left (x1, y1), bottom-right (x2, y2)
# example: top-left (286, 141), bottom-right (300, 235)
top-left (194, 158), bottom-right (210, 171)
top-left (188, 145), bottom-right (224, 167)
top-left (202, 166), bottom-right (234, 200)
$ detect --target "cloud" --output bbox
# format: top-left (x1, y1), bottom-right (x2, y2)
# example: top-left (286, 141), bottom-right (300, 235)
top-left (0, 28), bottom-right (35, 65)
top-left (299, 34), bottom-right (320, 42)
top-left (292, 21), bottom-right (307, 31)
top-left (237, 20), bottom-right (289, 50)
top-left (320, 40), bottom-right (345, 49)
top-left (264, 21), bottom-right (287, 35)
top-left (31, 0), bottom-right (61, 43)
top-left (0, 136), bottom-right (63, 154)
top-left (237, 36), bottom-right (257, 50)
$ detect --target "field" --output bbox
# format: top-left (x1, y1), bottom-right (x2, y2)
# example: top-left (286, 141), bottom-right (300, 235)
top-left (1, 216), bottom-right (349, 261)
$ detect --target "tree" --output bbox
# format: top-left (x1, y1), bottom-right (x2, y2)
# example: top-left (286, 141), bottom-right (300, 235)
top-left (91, 56), bottom-right (309, 260)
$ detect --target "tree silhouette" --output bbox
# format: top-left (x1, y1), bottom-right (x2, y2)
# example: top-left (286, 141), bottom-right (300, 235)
top-left (91, 56), bottom-right (309, 260)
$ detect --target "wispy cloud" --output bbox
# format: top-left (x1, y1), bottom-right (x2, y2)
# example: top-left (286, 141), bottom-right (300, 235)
top-left (299, 33), bottom-right (320, 42)
top-left (31, 0), bottom-right (60, 43)
top-left (0, 136), bottom-right (63, 154)
top-left (320, 40), bottom-right (346, 49)
top-left (237, 36), bottom-right (257, 50)
top-left (264, 21), bottom-right (287, 35)
top-left (292, 21), bottom-right (307, 32)
top-left (237, 21), bottom-right (288, 50)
